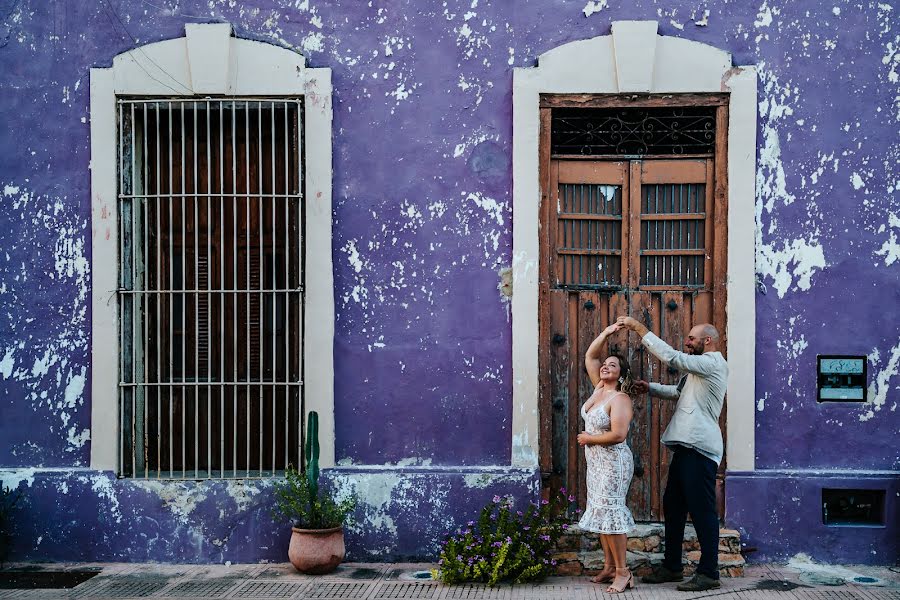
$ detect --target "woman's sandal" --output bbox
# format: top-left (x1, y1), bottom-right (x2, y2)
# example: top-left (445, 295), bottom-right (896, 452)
top-left (590, 567), bottom-right (615, 584)
top-left (606, 568), bottom-right (635, 594)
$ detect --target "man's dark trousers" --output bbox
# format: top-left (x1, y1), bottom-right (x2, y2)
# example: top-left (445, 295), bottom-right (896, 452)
top-left (662, 445), bottom-right (720, 580)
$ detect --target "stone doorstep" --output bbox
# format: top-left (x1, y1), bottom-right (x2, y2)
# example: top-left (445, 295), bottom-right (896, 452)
top-left (553, 524), bottom-right (745, 578)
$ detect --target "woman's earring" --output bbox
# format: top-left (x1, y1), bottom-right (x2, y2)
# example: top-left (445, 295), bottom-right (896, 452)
top-left (618, 377), bottom-right (624, 384)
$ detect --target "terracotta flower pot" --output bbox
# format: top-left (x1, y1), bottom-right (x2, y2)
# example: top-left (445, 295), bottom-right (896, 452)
top-left (288, 526), bottom-right (345, 574)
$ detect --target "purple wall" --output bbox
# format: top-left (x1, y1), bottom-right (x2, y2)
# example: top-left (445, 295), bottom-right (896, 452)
top-left (1, 0), bottom-right (897, 564)
top-left (727, 473), bottom-right (899, 564)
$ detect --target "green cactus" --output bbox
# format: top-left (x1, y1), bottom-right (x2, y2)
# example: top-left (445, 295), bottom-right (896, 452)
top-left (305, 411), bottom-right (320, 499)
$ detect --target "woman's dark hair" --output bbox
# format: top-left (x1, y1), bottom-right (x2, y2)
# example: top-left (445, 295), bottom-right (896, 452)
top-left (608, 352), bottom-right (635, 396)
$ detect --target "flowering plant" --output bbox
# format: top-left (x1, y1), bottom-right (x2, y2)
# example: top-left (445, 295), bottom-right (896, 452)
top-left (432, 488), bottom-right (577, 585)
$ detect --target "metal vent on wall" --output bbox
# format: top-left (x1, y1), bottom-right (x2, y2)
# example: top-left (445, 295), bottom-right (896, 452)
top-left (551, 106), bottom-right (717, 156)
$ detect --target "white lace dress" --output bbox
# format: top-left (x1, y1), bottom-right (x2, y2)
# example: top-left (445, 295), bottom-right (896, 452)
top-left (577, 390), bottom-right (636, 535)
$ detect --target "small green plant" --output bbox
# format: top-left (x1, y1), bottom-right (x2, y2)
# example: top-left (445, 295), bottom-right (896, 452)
top-left (272, 466), bottom-right (355, 529)
top-left (432, 488), bottom-right (576, 585)
top-left (0, 485), bottom-right (23, 568)
top-left (272, 411), bottom-right (355, 529)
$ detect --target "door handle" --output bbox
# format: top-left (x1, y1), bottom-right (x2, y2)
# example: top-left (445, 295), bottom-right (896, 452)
top-left (552, 333), bottom-right (566, 345)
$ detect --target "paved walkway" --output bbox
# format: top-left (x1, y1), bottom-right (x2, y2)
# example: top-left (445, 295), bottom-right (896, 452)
top-left (0, 561), bottom-right (897, 599)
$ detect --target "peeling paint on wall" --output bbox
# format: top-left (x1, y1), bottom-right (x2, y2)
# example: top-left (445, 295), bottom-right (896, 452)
top-left (0, 0), bottom-right (897, 566)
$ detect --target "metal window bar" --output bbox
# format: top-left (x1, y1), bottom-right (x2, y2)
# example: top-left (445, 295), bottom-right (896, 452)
top-left (555, 183), bottom-right (622, 287)
top-left (639, 183), bottom-right (706, 287)
top-left (116, 99), bottom-right (304, 479)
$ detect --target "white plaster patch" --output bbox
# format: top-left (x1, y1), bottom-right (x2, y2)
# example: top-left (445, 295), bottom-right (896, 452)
top-left (1, 182), bottom-right (91, 456)
top-left (464, 473), bottom-right (493, 488)
top-left (754, 0), bottom-right (775, 28)
top-left (757, 238), bottom-right (827, 298)
top-left (133, 480), bottom-right (209, 525)
top-left (860, 340), bottom-right (900, 422)
top-left (223, 479), bottom-right (270, 513)
top-left (582, 0), bottom-right (608, 17)
top-left (452, 132), bottom-right (498, 159)
top-left (754, 67), bottom-right (828, 297)
top-left (89, 473), bottom-right (122, 523)
top-left (0, 468), bottom-right (38, 489)
top-left (874, 212), bottom-right (900, 266)
top-left (301, 32), bottom-right (324, 54)
top-left (466, 192), bottom-right (505, 227)
top-left (693, 8), bottom-right (710, 26)
top-left (0, 347), bottom-right (15, 378)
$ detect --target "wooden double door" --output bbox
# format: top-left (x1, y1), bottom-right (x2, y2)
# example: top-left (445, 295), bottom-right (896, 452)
top-left (538, 158), bottom-right (727, 521)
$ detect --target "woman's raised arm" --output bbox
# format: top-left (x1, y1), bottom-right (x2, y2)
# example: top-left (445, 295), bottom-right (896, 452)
top-left (585, 322), bottom-right (623, 387)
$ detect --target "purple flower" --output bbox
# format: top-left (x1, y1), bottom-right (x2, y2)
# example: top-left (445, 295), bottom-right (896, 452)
top-left (562, 524), bottom-right (569, 530)
top-left (540, 535), bottom-right (550, 541)
top-left (493, 495), bottom-right (501, 503)
top-left (523, 526), bottom-right (530, 530)
top-left (568, 494), bottom-right (575, 502)
top-left (551, 560), bottom-right (558, 566)
top-left (560, 487), bottom-right (567, 495)
top-left (541, 499), bottom-right (549, 505)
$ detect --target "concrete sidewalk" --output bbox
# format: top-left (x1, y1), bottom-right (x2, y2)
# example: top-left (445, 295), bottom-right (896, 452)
top-left (0, 561), bottom-right (897, 599)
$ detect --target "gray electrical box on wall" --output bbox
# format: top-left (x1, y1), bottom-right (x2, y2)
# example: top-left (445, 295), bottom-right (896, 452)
top-left (817, 355), bottom-right (867, 402)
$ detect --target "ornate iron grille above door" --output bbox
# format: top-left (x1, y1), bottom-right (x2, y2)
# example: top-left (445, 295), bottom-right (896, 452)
top-left (551, 106), bottom-right (717, 156)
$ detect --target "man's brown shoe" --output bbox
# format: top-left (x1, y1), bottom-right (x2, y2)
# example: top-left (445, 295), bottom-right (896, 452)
top-left (641, 565), bottom-right (684, 584)
top-left (676, 573), bottom-right (721, 591)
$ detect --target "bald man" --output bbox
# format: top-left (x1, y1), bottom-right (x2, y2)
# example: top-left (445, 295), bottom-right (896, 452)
top-left (617, 316), bottom-right (728, 592)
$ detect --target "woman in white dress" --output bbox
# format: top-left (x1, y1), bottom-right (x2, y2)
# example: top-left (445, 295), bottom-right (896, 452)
top-left (576, 322), bottom-right (636, 594)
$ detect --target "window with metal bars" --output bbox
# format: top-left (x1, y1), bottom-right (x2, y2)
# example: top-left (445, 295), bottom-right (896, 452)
top-left (117, 98), bottom-right (304, 478)
top-left (550, 160), bottom-right (712, 290)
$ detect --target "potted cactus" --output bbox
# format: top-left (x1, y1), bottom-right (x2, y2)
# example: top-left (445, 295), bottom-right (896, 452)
top-left (273, 411), bottom-right (355, 574)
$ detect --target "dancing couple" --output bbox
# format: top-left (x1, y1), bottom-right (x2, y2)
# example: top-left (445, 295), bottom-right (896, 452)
top-left (575, 316), bottom-right (728, 593)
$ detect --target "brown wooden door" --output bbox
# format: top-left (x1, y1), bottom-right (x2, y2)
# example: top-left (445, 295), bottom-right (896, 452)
top-left (539, 158), bottom-right (727, 521)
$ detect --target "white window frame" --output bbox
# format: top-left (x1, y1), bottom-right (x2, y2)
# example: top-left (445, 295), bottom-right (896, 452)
top-left (90, 24), bottom-right (336, 471)
top-left (511, 21), bottom-right (758, 471)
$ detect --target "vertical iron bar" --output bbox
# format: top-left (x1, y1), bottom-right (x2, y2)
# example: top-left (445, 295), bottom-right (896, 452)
top-left (155, 102), bottom-right (162, 478)
top-left (258, 101), bottom-right (264, 475)
top-left (118, 102), bottom-right (125, 476)
top-left (271, 102), bottom-right (277, 472)
top-left (180, 102), bottom-right (186, 479)
top-left (118, 109), bottom-right (123, 477)
top-left (168, 101), bottom-right (174, 477)
top-left (219, 101), bottom-right (226, 478)
top-left (232, 102), bottom-right (238, 478)
top-left (130, 103), bottom-right (138, 477)
top-left (296, 103), bottom-right (303, 471)
top-left (283, 101), bottom-right (290, 470)
top-left (142, 104), bottom-right (149, 478)
top-left (193, 101), bottom-right (199, 479)
top-left (246, 101), bottom-right (251, 477)
top-left (206, 100), bottom-right (212, 478)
